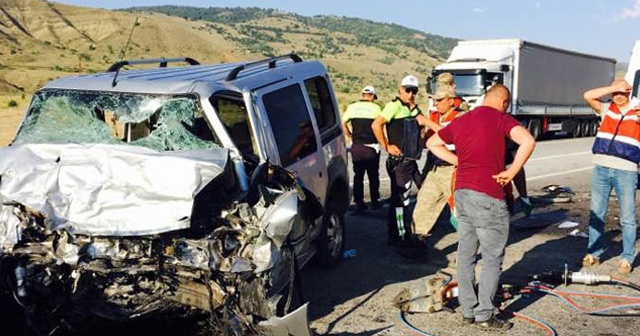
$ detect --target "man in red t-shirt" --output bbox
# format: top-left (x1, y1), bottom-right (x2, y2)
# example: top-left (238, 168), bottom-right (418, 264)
top-left (426, 84), bottom-right (535, 331)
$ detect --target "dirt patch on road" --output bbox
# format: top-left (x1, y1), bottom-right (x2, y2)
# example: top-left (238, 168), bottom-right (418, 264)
top-left (302, 191), bottom-right (640, 336)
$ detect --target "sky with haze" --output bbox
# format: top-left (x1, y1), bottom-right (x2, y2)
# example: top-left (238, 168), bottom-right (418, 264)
top-left (54, 0), bottom-right (640, 63)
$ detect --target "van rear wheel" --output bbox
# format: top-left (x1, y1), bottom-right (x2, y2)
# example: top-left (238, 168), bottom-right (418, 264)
top-left (315, 204), bottom-right (345, 267)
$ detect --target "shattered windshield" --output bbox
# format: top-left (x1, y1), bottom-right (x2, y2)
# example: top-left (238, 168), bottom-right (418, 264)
top-left (13, 89), bottom-right (222, 151)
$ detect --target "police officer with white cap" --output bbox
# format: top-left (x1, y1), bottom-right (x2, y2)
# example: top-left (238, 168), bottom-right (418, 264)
top-left (342, 85), bottom-right (383, 213)
top-left (372, 75), bottom-right (425, 246)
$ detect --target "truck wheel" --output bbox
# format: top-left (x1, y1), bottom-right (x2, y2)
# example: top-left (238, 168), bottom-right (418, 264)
top-left (572, 120), bottom-right (583, 138)
top-left (315, 202), bottom-right (345, 267)
top-left (580, 120), bottom-right (590, 138)
top-left (589, 120), bottom-right (599, 136)
top-left (527, 119), bottom-right (541, 140)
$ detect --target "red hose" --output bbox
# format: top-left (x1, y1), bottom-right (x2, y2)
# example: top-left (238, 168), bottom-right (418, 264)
top-left (527, 284), bottom-right (640, 314)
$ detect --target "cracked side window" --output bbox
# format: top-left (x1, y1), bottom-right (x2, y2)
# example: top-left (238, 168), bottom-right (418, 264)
top-left (262, 84), bottom-right (317, 166)
top-left (211, 95), bottom-right (258, 157)
top-left (13, 89), bottom-right (222, 151)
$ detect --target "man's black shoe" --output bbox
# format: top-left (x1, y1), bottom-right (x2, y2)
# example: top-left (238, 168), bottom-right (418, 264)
top-left (474, 316), bottom-right (513, 331)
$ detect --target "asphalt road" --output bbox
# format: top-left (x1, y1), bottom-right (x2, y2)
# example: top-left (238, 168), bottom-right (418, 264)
top-left (0, 135), bottom-right (613, 336)
top-left (524, 136), bottom-right (594, 192)
top-left (304, 134), bottom-right (640, 336)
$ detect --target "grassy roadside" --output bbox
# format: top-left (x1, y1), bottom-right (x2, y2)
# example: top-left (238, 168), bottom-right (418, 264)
top-left (0, 94), bottom-right (29, 146)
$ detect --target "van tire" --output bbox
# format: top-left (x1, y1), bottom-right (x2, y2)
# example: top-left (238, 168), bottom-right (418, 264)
top-left (315, 202), bottom-right (345, 268)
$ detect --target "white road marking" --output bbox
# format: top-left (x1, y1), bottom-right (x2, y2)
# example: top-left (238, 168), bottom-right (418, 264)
top-left (351, 177), bottom-right (390, 187)
top-left (351, 150), bottom-right (593, 187)
top-left (526, 167), bottom-right (592, 181)
top-left (528, 151), bottom-right (590, 162)
top-left (354, 167), bottom-right (593, 186)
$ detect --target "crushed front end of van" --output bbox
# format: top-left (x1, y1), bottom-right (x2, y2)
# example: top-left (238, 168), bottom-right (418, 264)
top-left (0, 88), bottom-right (319, 335)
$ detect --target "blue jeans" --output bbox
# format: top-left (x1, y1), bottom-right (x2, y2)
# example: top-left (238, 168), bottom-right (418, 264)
top-left (588, 165), bottom-right (637, 264)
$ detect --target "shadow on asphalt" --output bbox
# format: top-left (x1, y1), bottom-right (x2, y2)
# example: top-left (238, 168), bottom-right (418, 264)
top-left (300, 198), bottom-right (577, 334)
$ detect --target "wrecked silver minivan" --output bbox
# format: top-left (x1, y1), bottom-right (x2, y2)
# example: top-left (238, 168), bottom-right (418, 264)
top-left (0, 55), bottom-right (349, 335)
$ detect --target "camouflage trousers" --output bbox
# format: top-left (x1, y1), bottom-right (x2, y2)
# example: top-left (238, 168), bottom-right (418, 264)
top-left (412, 164), bottom-right (455, 236)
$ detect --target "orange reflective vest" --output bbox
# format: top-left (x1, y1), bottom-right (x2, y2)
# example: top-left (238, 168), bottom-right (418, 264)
top-left (591, 103), bottom-right (640, 164)
top-left (427, 109), bottom-right (461, 165)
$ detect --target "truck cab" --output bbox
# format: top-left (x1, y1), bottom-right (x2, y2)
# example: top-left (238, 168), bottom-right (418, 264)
top-left (628, 40), bottom-right (640, 103)
top-left (427, 45), bottom-right (513, 110)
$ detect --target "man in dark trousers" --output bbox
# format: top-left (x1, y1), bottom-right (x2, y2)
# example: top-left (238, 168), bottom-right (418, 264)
top-left (342, 85), bottom-right (382, 213)
top-left (372, 75), bottom-right (424, 246)
top-left (427, 85), bottom-right (535, 330)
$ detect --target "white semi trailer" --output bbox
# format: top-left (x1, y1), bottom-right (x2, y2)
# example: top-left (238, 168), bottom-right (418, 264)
top-left (428, 39), bottom-right (616, 139)
top-left (628, 40), bottom-right (640, 102)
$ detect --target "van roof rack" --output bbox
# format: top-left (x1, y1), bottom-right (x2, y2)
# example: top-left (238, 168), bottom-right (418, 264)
top-left (106, 57), bottom-right (200, 73)
top-left (226, 53), bottom-right (302, 81)
top-left (107, 57), bottom-right (200, 87)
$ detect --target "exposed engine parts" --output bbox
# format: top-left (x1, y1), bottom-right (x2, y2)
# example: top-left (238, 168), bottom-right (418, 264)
top-left (0, 149), bottom-right (319, 336)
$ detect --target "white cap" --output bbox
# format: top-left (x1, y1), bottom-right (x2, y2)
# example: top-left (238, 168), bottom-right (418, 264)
top-left (401, 75), bottom-right (419, 88)
top-left (362, 85), bottom-right (377, 96)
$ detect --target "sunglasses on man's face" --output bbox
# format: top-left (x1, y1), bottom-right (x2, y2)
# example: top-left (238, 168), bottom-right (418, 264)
top-left (612, 91), bottom-right (630, 96)
top-left (404, 87), bottom-right (418, 95)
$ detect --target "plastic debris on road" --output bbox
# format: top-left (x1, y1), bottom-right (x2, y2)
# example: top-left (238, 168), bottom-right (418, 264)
top-left (342, 249), bottom-right (357, 259)
top-left (558, 221), bottom-right (580, 229)
top-left (569, 229), bottom-right (589, 238)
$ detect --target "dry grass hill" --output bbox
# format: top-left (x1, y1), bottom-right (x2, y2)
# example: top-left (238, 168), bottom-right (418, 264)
top-left (0, 0), bottom-right (459, 145)
top-left (0, 0), bottom-right (460, 145)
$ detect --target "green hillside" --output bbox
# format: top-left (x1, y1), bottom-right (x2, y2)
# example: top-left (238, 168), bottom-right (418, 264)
top-left (120, 6), bottom-right (458, 104)
top-left (123, 6), bottom-right (456, 59)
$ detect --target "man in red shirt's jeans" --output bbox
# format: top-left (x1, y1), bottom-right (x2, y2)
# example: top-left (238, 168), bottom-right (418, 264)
top-left (427, 85), bottom-right (535, 331)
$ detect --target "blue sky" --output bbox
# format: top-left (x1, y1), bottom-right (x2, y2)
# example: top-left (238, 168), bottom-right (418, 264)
top-left (54, 0), bottom-right (640, 63)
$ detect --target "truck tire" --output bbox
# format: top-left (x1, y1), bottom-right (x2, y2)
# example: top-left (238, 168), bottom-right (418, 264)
top-left (580, 120), bottom-right (590, 138)
top-left (527, 119), bottom-right (541, 140)
top-left (315, 200), bottom-right (345, 267)
top-left (589, 120), bottom-right (599, 136)
top-left (572, 120), bottom-right (583, 138)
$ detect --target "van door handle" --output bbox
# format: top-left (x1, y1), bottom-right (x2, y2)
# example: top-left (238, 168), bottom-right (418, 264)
top-left (319, 171), bottom-right (323, 178)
